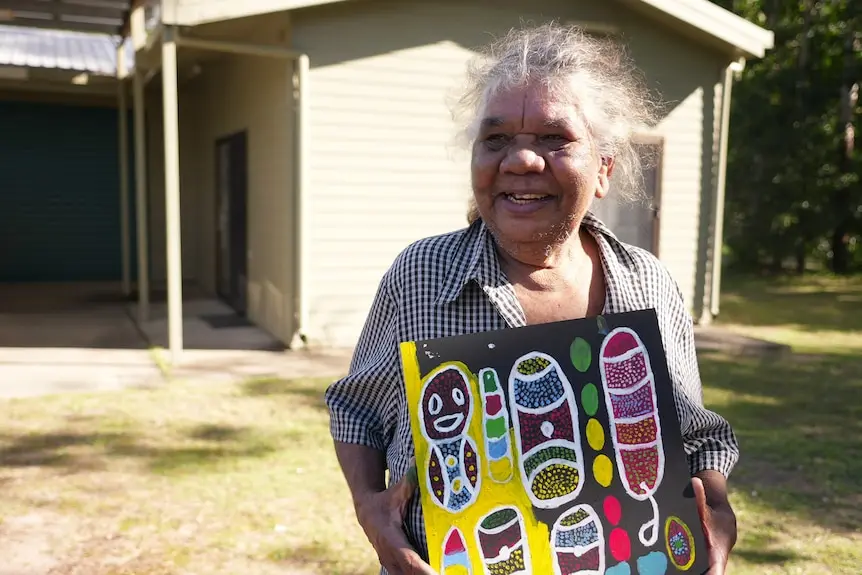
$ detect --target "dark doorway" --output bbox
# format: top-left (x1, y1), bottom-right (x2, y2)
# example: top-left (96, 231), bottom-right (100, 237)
top-left (215, 131), bottom-right (248, 315)
top-left (591, 135), bottom-right (663, 254)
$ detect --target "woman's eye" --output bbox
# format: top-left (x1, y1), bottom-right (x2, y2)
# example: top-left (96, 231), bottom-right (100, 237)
top-left (483, 134), bottom-right (511, 150)
top-left (429, 393), bottom-right (443, 415)
top-left (539, 135), bottom-right (569, 148)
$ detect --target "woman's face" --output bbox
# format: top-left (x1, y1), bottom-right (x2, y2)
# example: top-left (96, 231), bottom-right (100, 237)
top-left (471, 82), bottom-right (612, 248)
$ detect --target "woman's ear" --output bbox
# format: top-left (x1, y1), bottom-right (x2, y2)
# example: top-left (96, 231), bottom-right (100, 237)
top-left (596, 156), bottom-right (615, 199)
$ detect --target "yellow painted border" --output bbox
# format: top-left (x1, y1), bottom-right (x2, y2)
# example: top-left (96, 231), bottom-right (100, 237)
top-left (400, 342), bottom-right (555, 573)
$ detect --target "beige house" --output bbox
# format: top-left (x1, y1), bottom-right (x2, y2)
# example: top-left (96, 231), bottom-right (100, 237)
top-left (0, 0), bottom-right (773, 362)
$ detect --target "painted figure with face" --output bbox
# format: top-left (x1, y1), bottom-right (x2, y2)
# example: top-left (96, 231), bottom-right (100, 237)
top-left (418, 363), bottom-right (481, 513)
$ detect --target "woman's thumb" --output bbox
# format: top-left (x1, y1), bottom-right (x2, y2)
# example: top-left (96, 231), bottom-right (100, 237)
top-left (392, 458), bottom-right (420, 510)
top-left (692, 477), bottom-right (711, 526)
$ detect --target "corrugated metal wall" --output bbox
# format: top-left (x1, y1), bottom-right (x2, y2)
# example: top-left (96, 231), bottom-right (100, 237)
top-left (0, 99), bottom-right (135, 282)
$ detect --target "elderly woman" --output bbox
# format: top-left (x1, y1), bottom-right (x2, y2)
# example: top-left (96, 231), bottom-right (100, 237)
top-left (325, 22), bottom-right (739, 575)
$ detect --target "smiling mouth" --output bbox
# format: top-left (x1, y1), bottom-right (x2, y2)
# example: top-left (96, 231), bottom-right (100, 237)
top-left (433, 414), bottom-right (465, 433)
top-left (503, 193), bottom-right (551, 205)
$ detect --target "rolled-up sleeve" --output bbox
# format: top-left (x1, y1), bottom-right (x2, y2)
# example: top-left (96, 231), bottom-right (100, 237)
top-left (324, 271), bottom-right (399, 453)
top-left (662, 279), bottom-right (740, 478)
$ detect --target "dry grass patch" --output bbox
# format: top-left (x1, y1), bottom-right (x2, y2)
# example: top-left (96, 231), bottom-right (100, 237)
top-left (0, 377), bottom-right (378, 575)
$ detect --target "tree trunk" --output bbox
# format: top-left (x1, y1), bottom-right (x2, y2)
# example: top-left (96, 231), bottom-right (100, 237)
top-left (832, 25), bottom-right (858, 275)
top-left (795, 241), bottom-right (806, 275)
top-left (795, 0), bottom-right (812, 277)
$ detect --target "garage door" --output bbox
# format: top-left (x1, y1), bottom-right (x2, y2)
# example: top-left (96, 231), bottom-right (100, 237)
top-left (0, 99), bottom-right (135, 282)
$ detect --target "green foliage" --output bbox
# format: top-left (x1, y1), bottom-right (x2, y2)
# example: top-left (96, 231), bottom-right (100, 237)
top-left (712, 0), bottom-right (862, 274)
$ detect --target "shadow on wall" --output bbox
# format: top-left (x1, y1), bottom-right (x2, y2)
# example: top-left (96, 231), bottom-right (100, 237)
top-left (291, 0), bottom-right (700, 121)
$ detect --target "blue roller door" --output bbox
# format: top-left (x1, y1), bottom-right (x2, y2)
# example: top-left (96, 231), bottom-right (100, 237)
top-left (0, 99), bottom-right (135, 282)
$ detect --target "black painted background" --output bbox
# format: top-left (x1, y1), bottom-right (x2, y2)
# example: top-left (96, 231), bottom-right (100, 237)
top-left (408, 309), bottom-right (708, 574)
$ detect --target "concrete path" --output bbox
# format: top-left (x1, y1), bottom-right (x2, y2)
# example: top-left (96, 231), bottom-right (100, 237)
top-left (694, 325), bottom-right (791, 356)
top-left (0, 348), bottom-right (162, 399)
top-left (0, 294), bottom-right (784, 401)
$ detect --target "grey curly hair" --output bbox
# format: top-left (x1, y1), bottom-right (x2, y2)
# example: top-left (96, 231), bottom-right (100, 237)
top-left (455, 22), bottom-right (661, 224)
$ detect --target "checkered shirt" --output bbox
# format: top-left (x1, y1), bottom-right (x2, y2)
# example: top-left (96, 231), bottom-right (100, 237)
top-left (324, 212), bottom-right (739, 572)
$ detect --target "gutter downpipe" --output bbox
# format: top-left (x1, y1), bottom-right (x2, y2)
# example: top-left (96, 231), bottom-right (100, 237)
top-left (172, 31), bottom-right (311, 349)
top-left (708, 57), bottom-right (745, 319)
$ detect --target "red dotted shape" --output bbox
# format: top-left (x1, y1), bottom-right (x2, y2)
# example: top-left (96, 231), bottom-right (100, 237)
top-left (609, 527), bottom-right (631, 562)
top-left (603, 495), bottom-right (622, 526)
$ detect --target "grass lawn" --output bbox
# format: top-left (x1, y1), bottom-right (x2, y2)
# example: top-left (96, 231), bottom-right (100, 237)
top-left (703, 274), bottom-right (862, 574)
top-left (0, 275), bottom-right (859, 574)
top-left (0, 377), bottom-right (379, 575)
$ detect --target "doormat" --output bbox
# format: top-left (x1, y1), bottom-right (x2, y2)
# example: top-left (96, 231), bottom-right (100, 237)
top-left (200, 313), bottom-right (254, 329)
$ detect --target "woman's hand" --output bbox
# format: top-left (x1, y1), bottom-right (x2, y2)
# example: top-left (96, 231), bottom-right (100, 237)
top-left (355, 460), bottom-right (437, 575)
top-left (693, 475), bottom-right (738, 575)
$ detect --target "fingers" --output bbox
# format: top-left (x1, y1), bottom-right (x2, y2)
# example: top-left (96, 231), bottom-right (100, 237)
top-left (401, 548), bottom-right (440, 575)
top-left (692, 477), bottom-right (710, 522)
top-left (390, 458), bottom-right (420, 516)
top-left (377, 523), bottom-right (438, 575)
top-left (692, 478), bottom-right (726, 575)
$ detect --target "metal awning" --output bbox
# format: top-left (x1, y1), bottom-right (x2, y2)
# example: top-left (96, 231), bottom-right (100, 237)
top-left (0, 0), bottom-right (130, 36)
top-left (0, 23), bottom-right (133, 76)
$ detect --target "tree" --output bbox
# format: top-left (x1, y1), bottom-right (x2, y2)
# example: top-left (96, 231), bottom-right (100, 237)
top-left (713, 0), bottom-right (862, 274)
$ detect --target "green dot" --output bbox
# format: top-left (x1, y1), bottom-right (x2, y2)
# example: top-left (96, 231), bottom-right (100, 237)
top-left (581, 383), bottom-right (599, 416)
top-left (570, 337), bottom-right (592, 373)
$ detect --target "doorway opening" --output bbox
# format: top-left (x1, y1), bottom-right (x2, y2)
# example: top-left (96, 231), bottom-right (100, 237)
top-left (215, 130), bottom-right (248, 315)
top-left (592, 134), bottom-right (663, 254)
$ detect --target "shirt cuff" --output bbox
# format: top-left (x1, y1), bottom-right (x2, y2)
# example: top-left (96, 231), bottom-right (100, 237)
top-left (687, 448), bottom-right (739, 479)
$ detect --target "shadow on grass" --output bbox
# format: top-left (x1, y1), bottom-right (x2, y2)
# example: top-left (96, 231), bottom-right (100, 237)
top-left (267, 540), bottom-right (377, 575)
top-left (719, 275), bottom-right (862, 332)
top-left (700, 350), bottom-right (862, 534)
top-left (735, 548), bottom-right (801, 566)
top-left (0, 423), bottom-right (279, 475)
top-left (241, 377), bottom-right (330, 412)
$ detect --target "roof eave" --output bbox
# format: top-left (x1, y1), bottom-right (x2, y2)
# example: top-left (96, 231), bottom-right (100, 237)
top-left (625, 0), bottom-right (775, 60)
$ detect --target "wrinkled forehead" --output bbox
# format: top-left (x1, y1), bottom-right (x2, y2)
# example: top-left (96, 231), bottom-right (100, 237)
top-left (478, 80), bottom-right (584, 131)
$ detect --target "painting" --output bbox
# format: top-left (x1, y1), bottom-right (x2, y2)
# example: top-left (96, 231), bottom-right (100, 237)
top-left (399, 309), bottom-right (709, 575)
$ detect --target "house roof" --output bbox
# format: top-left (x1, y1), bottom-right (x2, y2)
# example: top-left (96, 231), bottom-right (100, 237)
top-left (0, 24), bottom-right (133, 76)
top-left (0, 0), bottom-right (130, 36)
top-left (278, 0), bottom-right (774, 60)
top-left (618, 0), bottom-right (774, 58)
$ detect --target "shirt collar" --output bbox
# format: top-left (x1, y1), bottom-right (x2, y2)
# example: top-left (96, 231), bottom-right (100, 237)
top-left (435, 210), bottom-right (623, 305)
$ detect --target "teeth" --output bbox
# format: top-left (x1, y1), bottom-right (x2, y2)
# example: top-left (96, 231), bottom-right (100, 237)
top-left (507, 193), bottom-right (549, 203)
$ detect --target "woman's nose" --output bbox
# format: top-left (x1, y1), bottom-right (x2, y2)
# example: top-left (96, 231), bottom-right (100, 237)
top-left (501, 144), bottom-right (545, 174)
